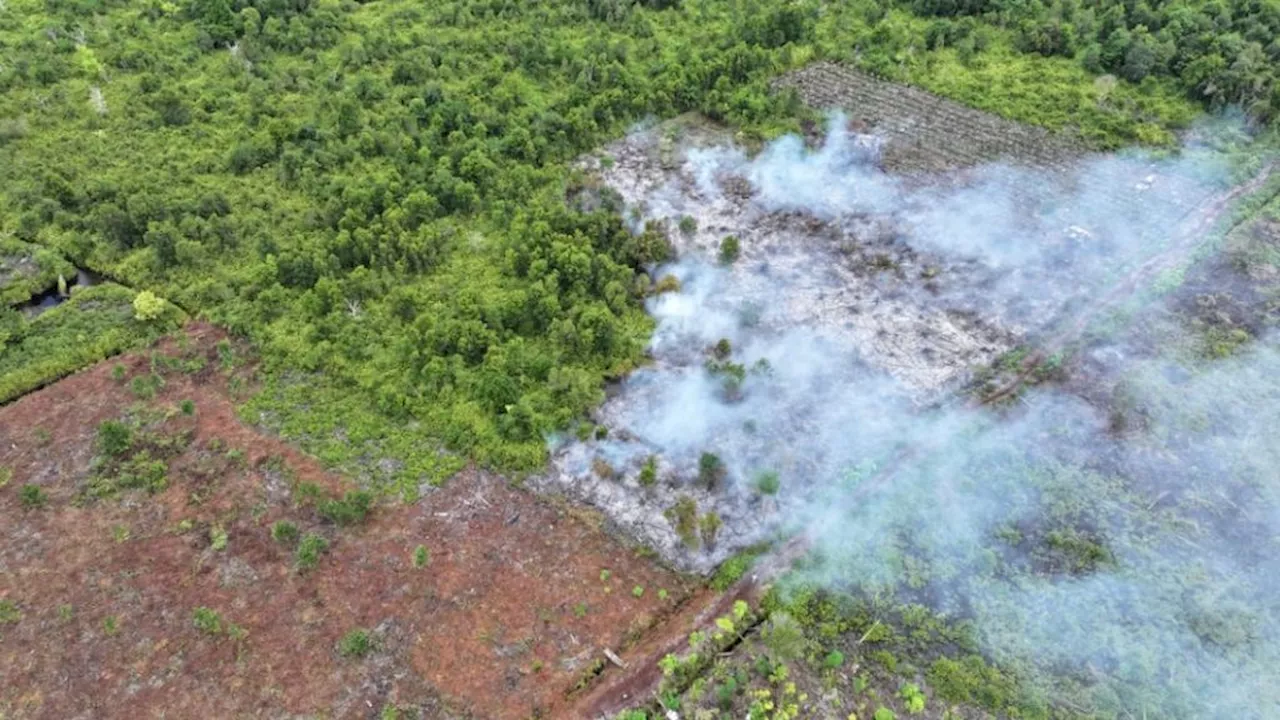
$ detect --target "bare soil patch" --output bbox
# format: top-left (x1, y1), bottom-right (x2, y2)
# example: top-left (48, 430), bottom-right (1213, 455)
top-left (0, 324), bottom-right (693, 719)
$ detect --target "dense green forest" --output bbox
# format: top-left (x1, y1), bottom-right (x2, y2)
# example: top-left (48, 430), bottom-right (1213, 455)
top-left (0, 0), bottom-right (1271, 492)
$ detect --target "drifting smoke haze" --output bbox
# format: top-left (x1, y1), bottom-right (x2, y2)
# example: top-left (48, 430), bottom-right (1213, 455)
top-left (542, 115), bottom-right (1279, 717)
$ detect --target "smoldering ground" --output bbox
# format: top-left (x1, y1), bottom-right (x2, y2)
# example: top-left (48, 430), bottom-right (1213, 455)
top-left (538, 115), bottom-right (1280, 717)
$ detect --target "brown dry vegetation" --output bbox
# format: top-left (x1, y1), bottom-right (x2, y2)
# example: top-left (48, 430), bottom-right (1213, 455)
top-left (0, 325), bottom-right (694, 719)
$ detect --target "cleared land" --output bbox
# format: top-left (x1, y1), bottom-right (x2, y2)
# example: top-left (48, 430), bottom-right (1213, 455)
top-left (0, 326), bottom-right (694, 719)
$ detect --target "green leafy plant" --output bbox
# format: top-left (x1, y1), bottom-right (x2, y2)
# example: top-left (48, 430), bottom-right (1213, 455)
top-left (193, 607), bottom-right (223, 635)
top-left (271, 520), bottom-right (299, 545)
top-left (296, 533), bottom-right (328, 571)
top-left (0, 600), bottom-right (21, 624)
top-left (97, 420), bottom-right (133, 457)
top-left (719, 235), bottom-right (741, 264)
top-left (20, 484), bottom-right (47, 509)
top-left (412, 544), bottom-right (430, 568)
top-left (638, 455), bottom-right (658, 488)
top-left (209, 525), bottom-right (228, 551)
top-left (899, 682), bottom-right (926, 713)
top-left (753, 470), bottom-right (780, 495)
top-left (317, 490), bottom-right (373, 526)
top-left (339, 628), bottom-right (373, 658)
top-left (698, 452), bottom-right (726, 490)
top-left (132, 290), bottom-right (167, 321)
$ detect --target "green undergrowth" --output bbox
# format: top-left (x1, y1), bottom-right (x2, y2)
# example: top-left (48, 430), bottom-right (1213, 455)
top-left (0, 283), bottom-right (184, 403)
top-left (0, 236), bottom-right (77, 306)
top-left (0, 0), bottom-right (1238, 487)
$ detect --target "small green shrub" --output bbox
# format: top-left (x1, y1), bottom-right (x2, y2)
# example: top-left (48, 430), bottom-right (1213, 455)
top-left (653, 274), bottom-right (681, 294)
top-left (296, 533), bottom-right (328, 570)
top-left (339, 628), bottom-right (373, 658)
top-left (111, 363), bottom-right (127, 382)
top-left (0, 600), bottom-right (21, 624)
top-left (678, 215), bottom-right (697, 235)
top-left (20, 484), bottom-right (47, 509)
top-left (209, 525), bottom-right (228, 551)
top-left (753, 470), bottom-right (780, 495)
top-left (698, 452), bottom-right (725, 490)
top-left (712, 338), bottom-right (732, 359)
top-left (318, 490), bottom-right (373, 526)
top-left (132, 290), bottom-right (167, 321)
top-left (874, 708), bottom-right (897, 720)
top-left (665, 495), bottom-right (699, 549)
top-left (719, 235), bottom-right (741, 264)
top-left (97, 420), bottom-right (133, 457)
top-left (638, 455), bottom-right (658, 487)
top-left (295, 481), bottom-right (323, 504)
top-left (180, 399), bottom-right (195, 415)
top-left (899, 682), bottom-right (926, 713)
top-left (129, 374), bottom-right (162, 399)
top-left (412, 544), bottom-right (430, 568)
top-left (761, 612), bottom-right (805, 660)
top-left (699, 511), bottom-right (722, 548)
top-left (824, 650), bottom-right (845, 669)
top-left (632, 585), bottom-right (644, 598)
top-left (271, 520), bottom-right (299, 545)
top-left (193, 606), bottom-right (222, 635)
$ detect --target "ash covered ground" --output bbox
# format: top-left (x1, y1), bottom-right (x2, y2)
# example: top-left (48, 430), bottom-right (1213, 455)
top-left (535, 114), bottom-right (1227, 571)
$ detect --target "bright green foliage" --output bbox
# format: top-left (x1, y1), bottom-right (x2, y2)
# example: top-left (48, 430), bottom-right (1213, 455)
top-left (412, 544), bottom-right (430, 568)
top-left (874, 707), bottom-right (896, 720)
top-left (899, 682), bottom-right (926, 713)
top-left (132, 290), bottom-right (168, 322)
top-left (210, 525), bottom-right (228, 551)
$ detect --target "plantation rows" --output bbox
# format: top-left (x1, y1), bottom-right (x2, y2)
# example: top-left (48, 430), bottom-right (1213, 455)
top-left (778, 62), bottom-right (1086, 173)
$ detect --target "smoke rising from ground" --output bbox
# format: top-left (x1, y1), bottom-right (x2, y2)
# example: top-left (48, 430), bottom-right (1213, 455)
top-left (543, 115), bottom-right (1279, 717)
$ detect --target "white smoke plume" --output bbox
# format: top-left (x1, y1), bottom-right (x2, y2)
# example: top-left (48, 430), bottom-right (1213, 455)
top-left (539, 114), bottom-right (1280, 718)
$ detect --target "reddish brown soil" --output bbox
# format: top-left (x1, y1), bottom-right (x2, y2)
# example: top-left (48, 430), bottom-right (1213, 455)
top-left (0, 325), bottom-right (694, 719)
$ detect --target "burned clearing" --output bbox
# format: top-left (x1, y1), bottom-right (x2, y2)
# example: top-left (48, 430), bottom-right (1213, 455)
top-left (540, 94), bottom-right (1235, 575)
top-left (0, 326), bottom-right (694, 719)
